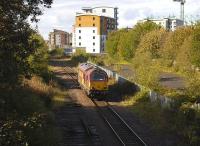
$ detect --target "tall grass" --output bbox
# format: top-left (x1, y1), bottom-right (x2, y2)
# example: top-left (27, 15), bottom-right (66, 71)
top-left (0, 76), bottom-right (64, 146)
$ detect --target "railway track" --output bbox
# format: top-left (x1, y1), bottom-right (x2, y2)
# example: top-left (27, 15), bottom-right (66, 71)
top-left (54, 66), bottom-right (102, 146)
top-left (64, 66), bottom-right (80, 88)
top-left (65, 66), bottom-right (147, 146)
top-left (55, 102), bottom-right (102, 146)
top-left (92, 99), bottom-right (147, 146)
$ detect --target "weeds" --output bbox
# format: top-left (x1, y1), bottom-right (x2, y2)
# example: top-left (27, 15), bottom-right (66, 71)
top-left (0, 75), bottom-right (67, 146)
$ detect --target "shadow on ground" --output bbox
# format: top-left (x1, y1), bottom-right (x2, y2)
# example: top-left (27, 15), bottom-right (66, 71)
top-left (49, 57), bottom-right (80, 68)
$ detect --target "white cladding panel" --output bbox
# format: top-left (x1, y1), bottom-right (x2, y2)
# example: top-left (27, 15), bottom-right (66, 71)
top-left (72, 32), bottom-right (76, 47)
top-left (92, 7), bottom-right (115, 18)
top-left (153, 19), bottom-right (168, 29)
top-left (55, 34), bottom-right (61, 46)
top-left (75, 27), bottom-right (101, 53)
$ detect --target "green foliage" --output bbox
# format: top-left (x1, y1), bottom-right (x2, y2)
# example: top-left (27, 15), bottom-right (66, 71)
top-left (89, 55), bottom-right (105, 66)
top-left (49, 48), bottom-right (64, 58)
top-left (137, 29), bottom-right (168, 59)
top-left (0, 1), bottom-right (57, 145)
top-left (28, 33), bottom-right (49, 76)
top-left (133, 52), bottom-right (159, 89)
top-left (185, 74), bottom-right (200, 102)
top-left (0, 87), bottom-right (58, 146)
top-left (105, 21), bottom-right (160, 61)
top-left (0, 0), bottom-right (52, 87)
top-left (175, 103), bottom-right (200, 145)
top-left (71, 48), bottom-right (90, 63)
top-left (162, 27), bottom-right (193, 62)
top-left (189, 24), bottom-right (200, 67)
top-left (117, 30), bottom-right (133, 60)
top-left (176, 36), bottom-right (193, 71)
top-left (105, 30), bottom-right (122, 57)
top-left (130, 21), bottom-right (161, 51)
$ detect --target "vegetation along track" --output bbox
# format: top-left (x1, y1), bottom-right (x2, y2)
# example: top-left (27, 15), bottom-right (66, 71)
top-left (65, 66), bottom-right (147, 146)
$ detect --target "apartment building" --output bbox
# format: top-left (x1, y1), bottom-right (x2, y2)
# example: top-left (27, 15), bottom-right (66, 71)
top-left (48, 29), bottom-right (72, 50)
top-left (140, 18), bottom-right (184, 31)
top-left (72, 6), bottom-right (118, 54)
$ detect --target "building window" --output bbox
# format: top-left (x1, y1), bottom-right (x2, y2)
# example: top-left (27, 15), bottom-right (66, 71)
top-left (102, 9), bottom-right (106, 13)
top-left (93, 17), bottom-right (95, 20)
top-left (79, 17), bottom-right (81, 20)
top-left (93, 36), bottom-right (95, 39)
top-left (79, 30), bottom-right (81, 33)
top-left (93, 23), bottom-right (95, 26)
top-left (93, 49), bottom-right (95, 52)
top-left (79, 24), bottom-right (81, 27)
top-left (79, 42), bottom-right (81, 46)
top-left (93, 42), bottom-right (95, 46)
top-left (93, 30), bottom-right (95, 33)
top-left (79, 36), bottom-right (81, 39)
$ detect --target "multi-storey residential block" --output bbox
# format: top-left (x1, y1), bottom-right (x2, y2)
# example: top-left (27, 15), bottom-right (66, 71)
top-left (48, 29), bottom-right (72, 50)
top-left (72, 6), bottom-right (118, 54)
top-left (140, 18), bottom-right (184, 31)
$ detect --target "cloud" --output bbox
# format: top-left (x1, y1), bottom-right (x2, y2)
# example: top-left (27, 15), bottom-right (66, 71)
top-left (33, 0), bottom-right (200, 39)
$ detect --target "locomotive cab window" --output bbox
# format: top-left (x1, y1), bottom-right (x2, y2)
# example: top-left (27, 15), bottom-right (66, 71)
top-left (92, 72), bottom-right (105, 81)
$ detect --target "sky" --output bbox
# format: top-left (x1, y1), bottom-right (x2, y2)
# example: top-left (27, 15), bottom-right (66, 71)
top-left (32, 0), bottom-right (200, 40)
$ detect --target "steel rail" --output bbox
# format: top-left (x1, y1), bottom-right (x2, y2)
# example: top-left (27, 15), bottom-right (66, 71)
top-left (91, 99), bottom-right (126, 146)
top-left (107, 102), bottom-right (147, 146)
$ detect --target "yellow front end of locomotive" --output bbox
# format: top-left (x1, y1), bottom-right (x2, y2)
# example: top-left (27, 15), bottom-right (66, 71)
top-left (89, 81), bottom-right (108, 91)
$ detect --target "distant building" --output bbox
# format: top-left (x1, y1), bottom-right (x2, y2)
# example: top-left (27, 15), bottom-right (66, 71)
top-left (140, 18), bottom-right (184, 31)
top-left (48, 29), bottom-right (72, 50)
top-left (72, 6), bottom-right (118, 54)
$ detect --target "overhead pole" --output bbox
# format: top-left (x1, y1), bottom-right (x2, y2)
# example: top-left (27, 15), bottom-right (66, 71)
top-left (173, 0), bottom-right (186, 23)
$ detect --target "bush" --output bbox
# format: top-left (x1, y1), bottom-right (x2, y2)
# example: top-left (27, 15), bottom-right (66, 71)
top-left (0, 76), bottom-right (59, 146)
top-left (89, 55), bottom-right (105, 66)
top-left (71, 48), bottom-right (90, 63)
top-left (49, 48), bottom-right (64, 58)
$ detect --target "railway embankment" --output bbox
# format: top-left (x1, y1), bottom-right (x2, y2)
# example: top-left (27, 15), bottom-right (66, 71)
top-left (88, 62), bottom-right (200, 145)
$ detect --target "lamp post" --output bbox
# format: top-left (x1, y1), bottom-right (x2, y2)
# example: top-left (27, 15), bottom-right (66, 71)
top-left (173, 0), bottom-right (186, 23)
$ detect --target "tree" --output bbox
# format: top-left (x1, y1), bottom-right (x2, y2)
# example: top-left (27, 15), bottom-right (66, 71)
top-left (137, 29), bottom-right (168, 59)
top-left (162, 27), bottom-right (193, 64)
top-left (105, 29), bottom-right (122, 58)
top-left (0, 0), bottom-right (52, 87)
top-left (117, 30), bottom-right (133, 60)
top-left (131, 21), bottom-right (161, 52)
top-left (176, 36), bottom-right (193, 71)
top-left (189, 24), bottom-right (200, 67)
top-left (105, 21), bottom-right (160, 61)
top-left (28, 33), bottom-right (49, 76)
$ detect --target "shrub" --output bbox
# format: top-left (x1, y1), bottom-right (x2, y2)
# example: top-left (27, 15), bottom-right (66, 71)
top-left (0, 76), bottom-right (59, 146)
top-left (49, 48), bottom-right (64, 58)
top-left (71, 48), bottom-right (90, 63)
top-left (0, 88), bottom-right (58, 146)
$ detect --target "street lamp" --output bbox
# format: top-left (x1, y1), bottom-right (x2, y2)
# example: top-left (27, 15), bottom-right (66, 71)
top-left (173, 0), bottom-right (186, 22)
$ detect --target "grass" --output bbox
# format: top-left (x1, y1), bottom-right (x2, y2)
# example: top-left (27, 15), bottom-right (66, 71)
top-left (121, 88), bottom-right (200, 145)
top-left (121, 89), bottom-right (180, 143)
top-left (0, 74), bottom-right (71, 146)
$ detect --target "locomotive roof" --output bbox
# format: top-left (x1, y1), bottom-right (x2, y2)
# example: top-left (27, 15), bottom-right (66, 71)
top-left (79, 63), bottom-right (106, 73)
top-left (79, 63), bottom-right (108, 78)
top-left (79, 63), bottom-right (94, 71)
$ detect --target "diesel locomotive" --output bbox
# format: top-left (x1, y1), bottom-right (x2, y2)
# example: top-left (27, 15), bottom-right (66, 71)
top-left (78, 63), bottom-right (108, 96)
